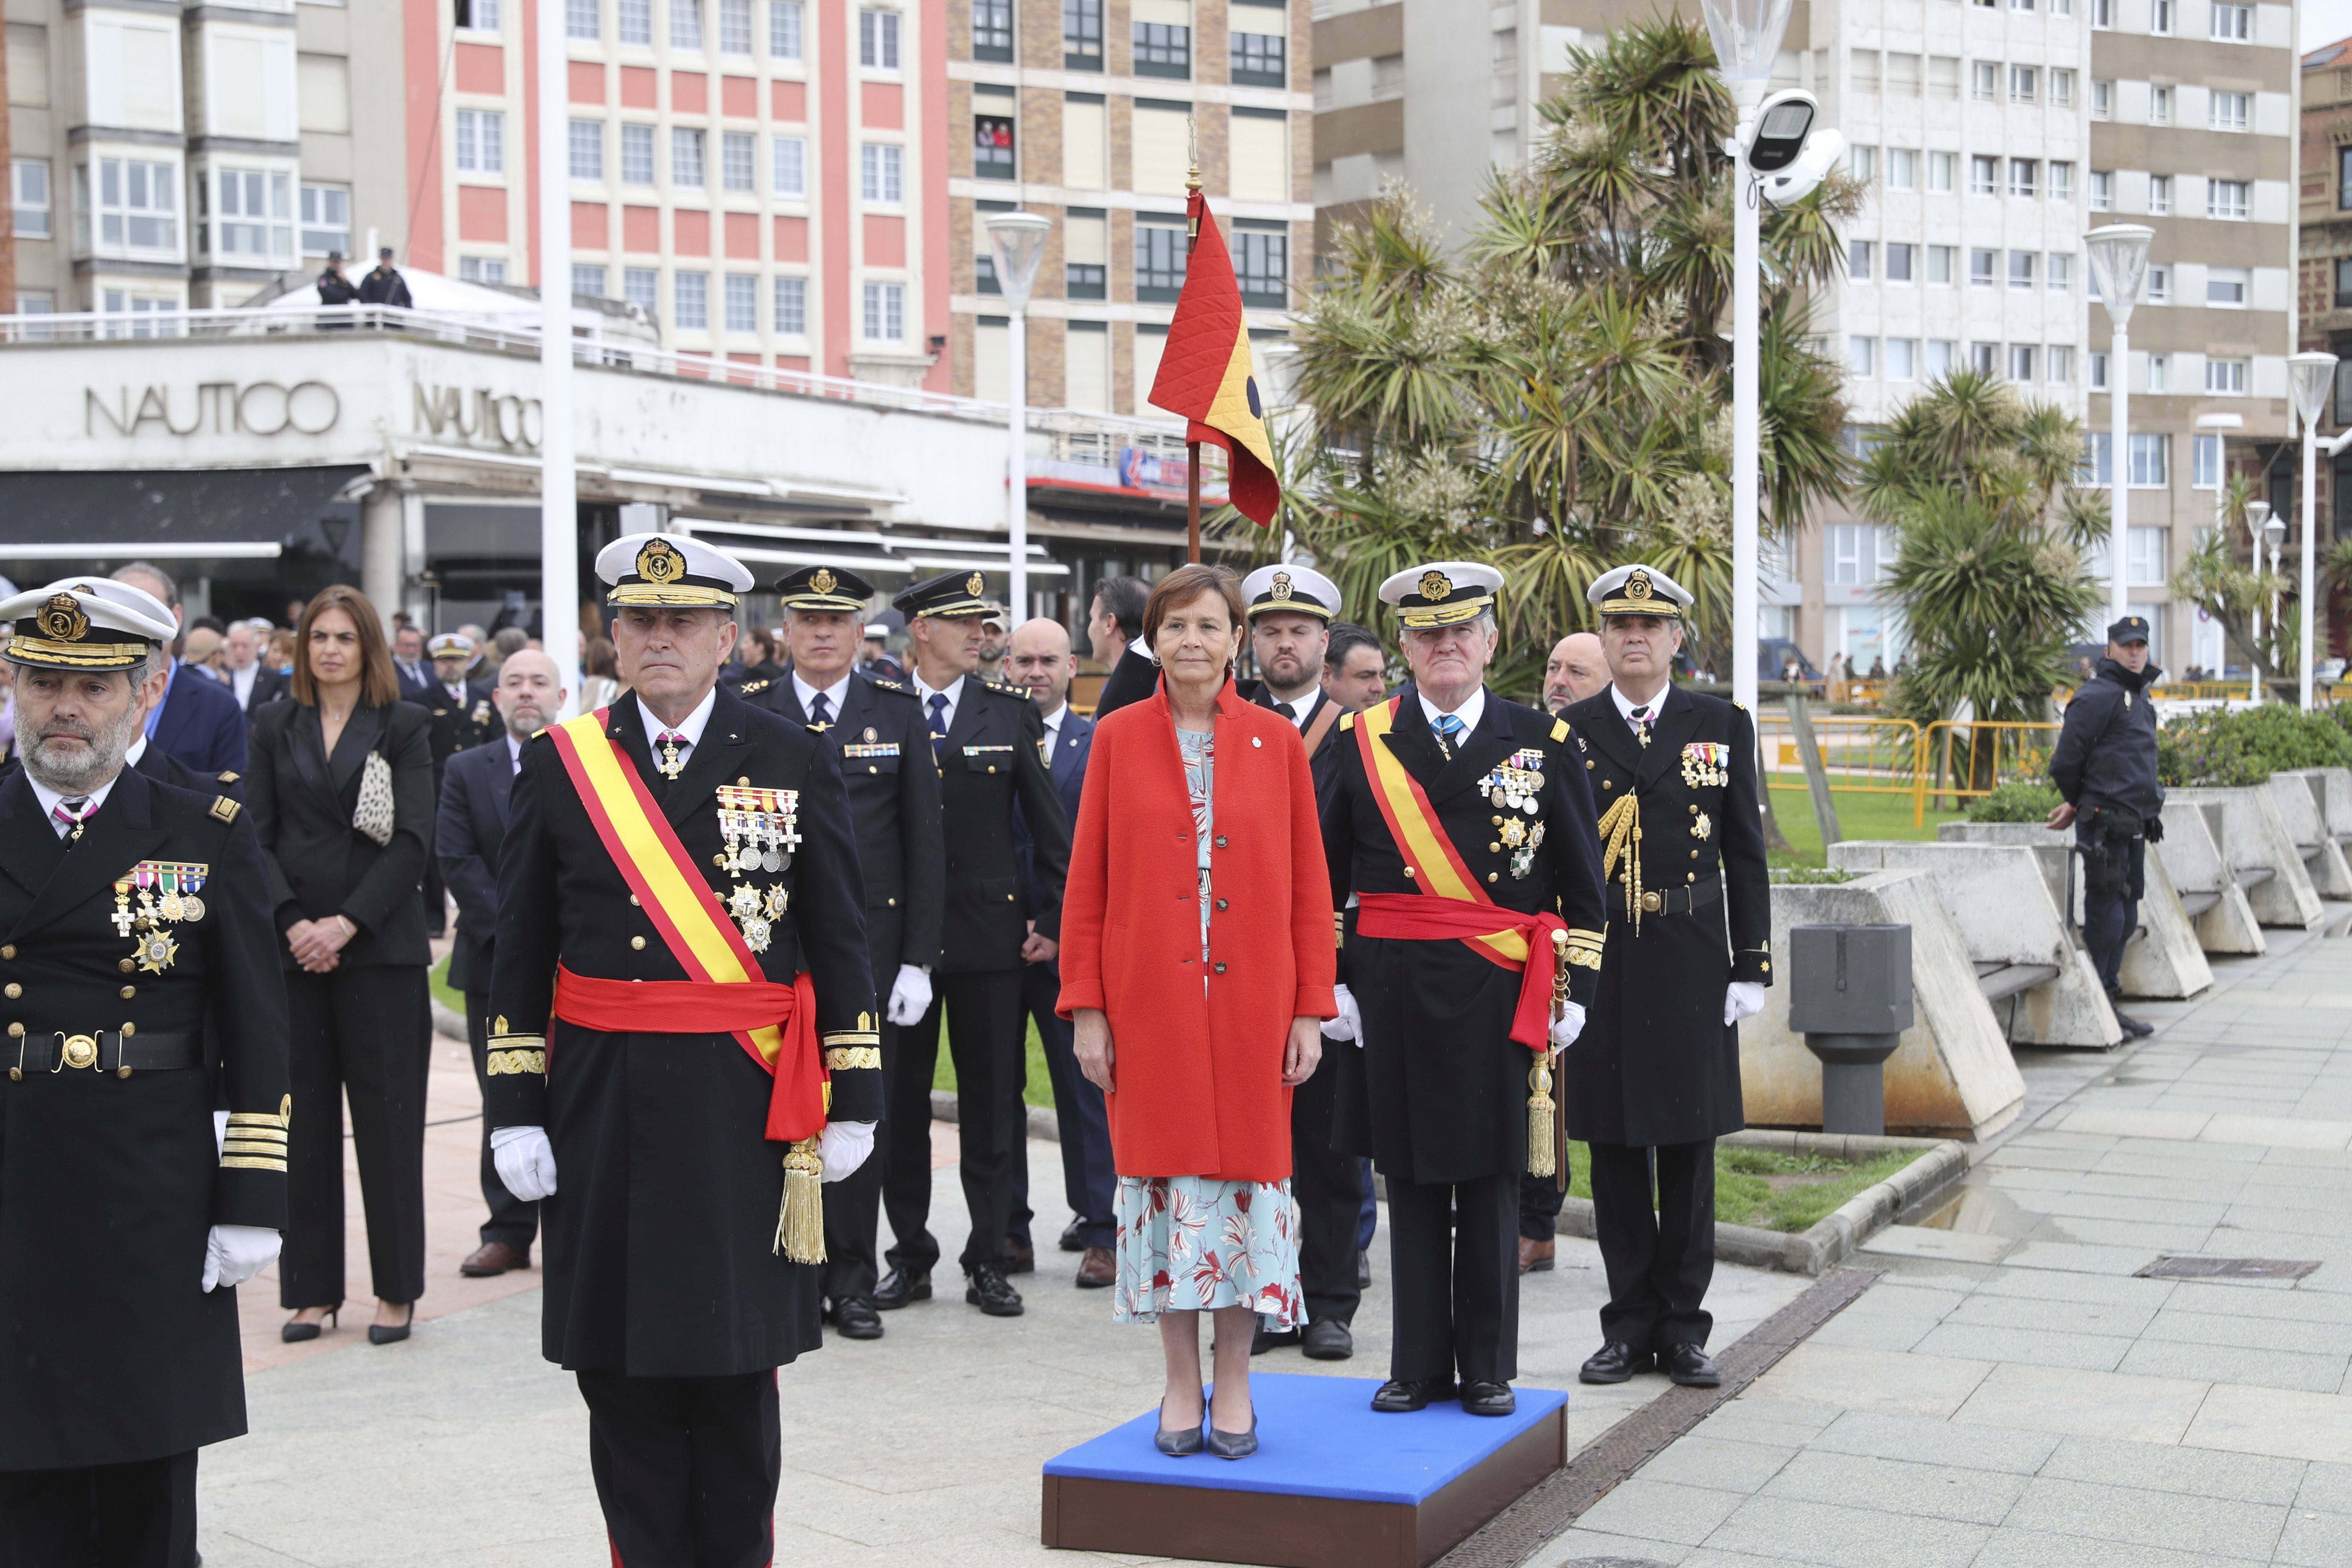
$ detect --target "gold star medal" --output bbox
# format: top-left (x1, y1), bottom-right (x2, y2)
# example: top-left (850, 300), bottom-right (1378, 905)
top-left (137, 929), bottom-right (179, 974)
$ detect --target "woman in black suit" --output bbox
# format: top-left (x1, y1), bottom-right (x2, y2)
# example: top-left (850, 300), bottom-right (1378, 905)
top-left (248, 585), bottom-right (435, 1345)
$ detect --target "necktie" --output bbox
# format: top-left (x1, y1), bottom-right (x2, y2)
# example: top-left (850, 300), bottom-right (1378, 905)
top-left (1432, 712), bottom-right (1464, 760)
top-left (655, 731), bottom-right (687, 780)
top-left (809, 691), bottom-right (833, 729)
top-left (52, 796), bottom-right (93, 841)
top-left (928, 693), bottom-right (950, 761)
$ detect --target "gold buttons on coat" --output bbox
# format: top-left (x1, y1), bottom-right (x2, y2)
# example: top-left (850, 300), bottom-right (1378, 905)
top-left (887, 897), bottom-right (897, 907)
top-left (631, 936), bottom-right (647, 950)
top-left (119, 959), bottom-right (136, 973)
top-left (1489, 842), bottom-right (1501, 854)
top-left (714, 854), bottom-right (727, 867)
top-left (1404, 866), bottom-right (1417, 879)
top-left (0, 945), bottom-right (14, 959)
top-left (120, 986), bottom-right (136, 999)
top-left (3, 984), bottom-right (19, 1000)
top-left (1487, 873), bottom-right (1499, 883)
top-left (629, 894), bottom-right (641, 906)
top-left (738, 776), bottom-right (750, 785)
top-left (6, 1023), bottom-right (21, 1037)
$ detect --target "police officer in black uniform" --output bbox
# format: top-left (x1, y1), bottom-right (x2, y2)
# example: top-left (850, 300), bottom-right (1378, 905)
top-left (483, 534), bottom-right (880, 1568)
top-left (1322, 561), bottom-right (1608, 1417)
top-left (2049, 614), bottom-right (2165, 1039)
top-left (1560, 564), bottom-right (1771, 1391)
top-left (742, 563), bottom-right (945, 1340)
top-left (0, 578), bottom-right (289, 1568)
top-left (874, 570), bottom-right (1072, 1321)
top-left (408, 632), bottom-right (495, 937)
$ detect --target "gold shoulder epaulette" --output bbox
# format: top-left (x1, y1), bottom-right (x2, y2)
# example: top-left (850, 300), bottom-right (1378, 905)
top-left (1550, 718), bottom-right (1569, 742)
top-left (869, 678), bottom-right (906, 692)
top-left (740, 678), bottom-right (770, 695)
top-left (217, 769), bottom-right (241, 783)
top-left (1340, 711), bottom-right (1356, 731)
top-left (209, 795), bottom-right (241, 822)
top-left (990, 679), bottom-right (1029, 698)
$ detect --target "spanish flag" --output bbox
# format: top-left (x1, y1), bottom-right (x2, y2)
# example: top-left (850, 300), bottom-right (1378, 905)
top-left (1147, 190), bottom-right (1281, 526)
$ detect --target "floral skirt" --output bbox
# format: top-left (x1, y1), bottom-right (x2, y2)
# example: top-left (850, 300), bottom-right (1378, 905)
top-left (1113, 1176), bottom-right (1302, 1329)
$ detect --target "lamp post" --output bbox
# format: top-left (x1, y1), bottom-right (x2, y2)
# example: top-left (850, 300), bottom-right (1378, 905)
top-left (985, 211), bottom-right (1052, 617)
top-left (1697, 0), bottom-right (1795, 717)
top-left (2196, 411), bottom-right (2242, 686)
top-left (2287, 351), bottom-right (2339, 710)
top-left (2246, 498), bottom-right (2272, 702)
top-left (2264, 510), bottom-right (2287, 701)
top-left (536, 0), bottom-right (579, 713)
top-left (2085, 226), bottom-right (2155, 629)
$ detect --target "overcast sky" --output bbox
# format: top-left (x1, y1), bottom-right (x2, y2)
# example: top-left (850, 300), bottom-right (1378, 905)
top-left (2310, 0), bottom-right (2352, 50)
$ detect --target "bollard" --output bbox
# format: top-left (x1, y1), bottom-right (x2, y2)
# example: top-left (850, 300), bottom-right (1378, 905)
top-left (1787, 924), bottom-right (1914, 1136)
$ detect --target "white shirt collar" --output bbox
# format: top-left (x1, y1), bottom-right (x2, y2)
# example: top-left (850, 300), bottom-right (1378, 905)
top-left (1041, 700), bottom-right (1067, 735)
top-left (125, 735), bottom-right (149, 767)
top-left (911, 670), bottom-right (967, 727)
top-left (792, 667), bottom-right (855, 717)
top-left (28, 765), bottom-right (124, 834)
top-left (505, 730), bottom-right (524, 772)
top-left (1611, 683), bottom-right (1669, 728)
top-left (637, 686), bottom-right (719, 750)
top-left (1416, 685), bottom-right (1485, 738)
top-left (1267, 688), bottom-right (1317, 729)
top-left (231, 664), bottom-right (257, 701)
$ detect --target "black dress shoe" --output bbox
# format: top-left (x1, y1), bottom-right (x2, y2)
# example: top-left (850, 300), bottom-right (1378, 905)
top-left (368, 1305), bottom-right (414, 1346)
top-left (1302, 1318), bottom-right (1354, 1360)
top-left (1357, 1249), bottom-right (1372, 1289)
top-left (1004, 1242), bottom-right (1036, 1275)
top-left (1580, 1341), bottom-right (1653, 1384)
top-left (1155, 1392), bottom-right (1205, 1457)
top-left (2115, 1009), bottom-right (2156, 1038)
top-left (1058, 1220), bottom-right (1088, 1253)
top-left (1251, 1324), bottom-right (1299, 1356)
top-left (1370, 1377), bottom-right (1455, 1412)
top-left (1661, 1344), bottom-right (1721, 1387)
top-left (1460, 1380), bottom-right (1516, 1416)
top-left (1205, 1414), bottom-right (1258, 1459)
top-left (965, 1264), bottom-right (1025, 1317)
top-left (873, 1267), bottom-right (931, 1310)
top-left (281, 1308), bottom-right (336, 1344)
top-left (832, 1296), bottom-right (884, 1340)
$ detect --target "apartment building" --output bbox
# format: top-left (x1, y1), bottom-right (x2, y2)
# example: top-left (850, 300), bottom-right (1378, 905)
top-left (408, 0), bottom-right (948, 384)
top-left (2298, 32), bottom-right (2351, 664)
top-left (5, 0), bottom-right (404, 315)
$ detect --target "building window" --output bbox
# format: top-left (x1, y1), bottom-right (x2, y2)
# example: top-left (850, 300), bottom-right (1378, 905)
top-left (717, 131), bottom-right (753, 190)
top-left (2146, 264), bottom-right (2171, 303)
top-left (625, 266), bottom-right (658, 313)
top-left (770, 0), bottom-right (801, 57)
top-left (861, 280), bottom-right (903, 340)
top-left (974, 115), bottom-right (1014, 179)
top-left (2092, 79), bottom-right (2111, 117)
top-left (670, 0), bottom-right (702, 49)
top-left (673, 128), bottom-right (706, 187)
top-left (1849, 146), bottom-right (1876, 184)
top-left (2009, 65), bottom-right (2037, 102)
top-left (2148, 175), bottom-right (2171, 216)
top-left (2210, 90), bottom-right (2248, 132)
top-left (12, 159), bottom-right (51, 239)
top-left (1927, 151), bottom-right (1954, 192)
top-left (859, 143), bottom-right (902, 204)
top-left (622, 125), bottom-right (656, 184)
top-left (2205, 358), bottom-right (2248, 394)
top-left (1850, 239), bottom-right (1874, 281)
top-left (569, 0), bottom-right (600, 39)
top-left (2009, 159), bottom-right (2037, 198)
top-left (456, 0), bottom-right (501, 30)
top-left (675, 271), bottom-right (709, 329)
top-left (1926, 340), bottom-right (1956, 377)
top-left (1136, 217), bottom-right (1187, 300)
top-left (457, 109), bottom-right (505, 174)
top-left (1886, 148), bottom-right (1917, 190)
top-left (1064, 0), bottom-right (1102, 68)
top-left (1970, 61), bottom-right (1996, 99)
top-left (1885, 242), bottom-right (1914, 282)
top-left (2208, 179), bottom-right (2247, 220)
top-left (966, 0), bottom-right (1007, 62)
top-left (458, 256), bottom-right (507, 282)
top-left (574, 263), bottom-right (607, 297)
top-left (2049, 68), bottom-right (2073, 106)
top-left (619, 0), bottom-right (651, 43)
top-left (1928, 244), bottom-right (1954, 283)
top-left (2047, 252), bottom-right (2072, 291)
top-left (2151, 0), bottom-right (2173, 32)
top-left (2206, 266), bottom-right (2248, 306)
top-left (1826, 524), bottom-right (1890, 585)
top-left (2090, 169), bottom-right (2113, 211)
top-left (1969, 248), bottom-right (1995, 288)
top-left (1234, 221), bottom-right (1286, 306)
top-left (2090, 351), bottom-right (2109, 390)
top-left (2009, 250), bottom-right (2036, 289)
top-left (1969, 155), bottom-right (1996, 196)
top-left (570, 119), bottom-right (604, 181)
top-left (85, 157), bottom-right (180, 258)
top-left (1232, 25), bottom-right (1284, 86)
top-left (1136, 19), bottom-right (1191, 78)
top-left (2210, 0), bottom-right (2248, 38)
top-left (1067, 260), bottom-right (1105, 297)
top-left (719, 0), bottom-right (751, 50)
top-left (772, 136), bottom-right (805, 196)
top-left (2341, 148), bottom-right (2352, 210)
top-left (2049, 162), bottom-right (2074, 202)
top-left (1969, 343), bottom-right (1997, 375)
top-left (862, 6), bottom-right (903, 67)
top-left (774, 275), bottom-right (805, 334)
top-left (2129, 433), bottom-right (2168, 487)
top-left (2007, 344), bottom-right (2036, 382)
top-left (1849, 336), bottom-right (1876, 376)
top-left (211, 166), bottom-right (292, 263)
top-left (2124, 528), bottom-right (2168, 585)
top-left (2048, 345), bottom-right (2073, 383)
top-left (300, 183), bottom-right (348, 255)
top-left (2150, 86), bottom-right (2171, 123)
top-left (2193, 433), bottom-right (2222, 487)
top-left (2337, 256), bottom-right (2352, 307)
top-left (1886, 338), bottom-right (1917, 380)
top-left (2092, 0), bottom-right (2111, 23)
top-left (723, 272), bottom-right (757, 331)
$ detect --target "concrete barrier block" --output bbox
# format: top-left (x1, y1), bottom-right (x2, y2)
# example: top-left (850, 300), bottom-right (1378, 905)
top-left (2154, 799), bottom-right (2266, 956)
top-left (1740, 872), bottom-right (2024, 1140)
top-left (1933, 821), bottom-right (2208, 998)
top-left (2275, 770), bottom-right (2352, 897)
top-left (2173, 786), bottom-right (2326, 928)
top-left (2303, 767), bottom-right (2352, 842)
top-left (1825, 842), bottom-right (2121, 1047)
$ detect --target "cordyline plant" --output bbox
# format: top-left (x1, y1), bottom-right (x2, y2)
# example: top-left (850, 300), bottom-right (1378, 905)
top-left (2171, 474), bottom-right (2291, 689)
top-left (1211, 11), bottom-right (1857, 697)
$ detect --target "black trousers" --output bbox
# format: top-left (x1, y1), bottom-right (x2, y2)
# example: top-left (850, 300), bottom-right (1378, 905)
top-left (464, 989), bottom-right (539, 1253)
top-left (1008, 961), bottom-right (1117, 1253)
top-left (577, 1369), bottom-right (778, 1568)
top-left (1520, 1171), bottom-right (1567, 1241)
top-left (821, 919), bottom-right (902, 1307)
top-left (2079, 830), bottom-right (2146, 997)
top-left (882, 969), bottom-right (1025, 1275)
top-left (1589, 1140), bottom-right (1717, 1351)
top-left (281, 964), bottom-right (429, 1308)
top-left (0, 1450), bottom-right (197, 1568)
top-left (1291, 1057), bottom-right (1363, 1326)
top-left (1384, 1172), bottom-right (1518, 1385)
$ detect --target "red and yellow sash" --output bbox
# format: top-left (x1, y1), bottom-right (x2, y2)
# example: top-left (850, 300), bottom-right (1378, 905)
top-left (546, 710), bottom-right (827, 1142)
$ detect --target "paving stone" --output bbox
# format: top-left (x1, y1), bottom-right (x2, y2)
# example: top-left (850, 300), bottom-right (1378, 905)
top-left (1995, 1240), bottom-right (2183, 1278)
top-left (1942, 1289), bottom-right (2161, 1339)
top-left (1909, 1322), bottom-right (2133, 1374)
top-left (2141, 1306), bottom-right (2352, 1357)
top-left (2039, 1433), bottom-right (2306, 1503)
top-left (1699, 1494), bottom-right (1989, 1568)
top-left (1748, 1344), bottom-right (1992, 1421)
top-left (2185, 1383), bottom-right (2352, 1465)
top-left (1968, 1269), bottom-right (2177, 1311)
top-left (1998, 1475), bottom-right (2286, 1560)
top-left (1697, 1396), bottom-right (1849, 1448)
top-left (1534, 1526), bottom-right (1694, 1566)
top-left (1572, 1478), bottom-right (1747, 1547)
top-left (2271, 1507), bottom-right (2352, 1568)
top-left (1965, 1525), bottom-right (2282, 1568)
top-left (1757, 1448), bottom-right (2025, 1525)
top-left (2301, 1462), bottom-right (2352, 1512)
top-left (2116, 1337), bottom-right (2351, 1394)
top-left (1951, 1362), bottom-right (2211, 1445)
top-left (1634, 1435), bottom-right (1799, 1497)
top-left (1807, 1411), bottom-right (2058, 1476)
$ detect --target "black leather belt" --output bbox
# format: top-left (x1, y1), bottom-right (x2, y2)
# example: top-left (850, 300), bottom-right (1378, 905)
top-left (1608, 877), bottom-right (1722, 919)
top-left (8, 1029), bottom-right (199, 1078)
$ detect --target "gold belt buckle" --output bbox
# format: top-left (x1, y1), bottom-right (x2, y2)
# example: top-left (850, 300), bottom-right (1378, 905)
top-left (1639, 891), bottom-right (1663, 915)
top-left (59, 1033), bottom-right (98, 1071)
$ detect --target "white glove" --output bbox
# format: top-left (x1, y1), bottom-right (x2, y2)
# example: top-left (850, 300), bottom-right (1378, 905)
top-left (213, 1109), bottom-right (229, 1158)
top-left (491, 1125), bottom-right (559, 1200)
top-left (885, 964), bottom-right (933, 1027)
top-left (1725, 982), bottom-right (1767, 1026)
top-left (1321, 983), bottom-right (1363, 1044)
top-left (819, 1120), bottom-right (877, 1182)
top-left (202, 1224), bottom-right (282, 1292)
top-left (1550, 1001), bottom-right (1587, 1049)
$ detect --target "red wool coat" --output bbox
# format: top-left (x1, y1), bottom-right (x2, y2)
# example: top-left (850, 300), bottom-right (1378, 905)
top-left (1057, 679), bottom-right (1338, 1182)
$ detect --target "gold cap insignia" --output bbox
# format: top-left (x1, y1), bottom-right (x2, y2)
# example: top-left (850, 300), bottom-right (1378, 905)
top-left (636, 538), bottom-right (683, 584)
top-left (38, 594), bottom-right (89, 641)
top-left (965, 571), bottom-right (986, 597)
top-left (1626, 570), bottom-right (1653, 600)
top-left (1271, 572), bottom-right (1293, 600)
top-left (1420, 571), bottom-right (1452, 602)
top-left (811, 567), bottom-right (837, 595)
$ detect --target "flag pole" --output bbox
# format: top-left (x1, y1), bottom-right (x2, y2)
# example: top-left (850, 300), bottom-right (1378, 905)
top-left (1185, 129), bottom-right (1203, 565)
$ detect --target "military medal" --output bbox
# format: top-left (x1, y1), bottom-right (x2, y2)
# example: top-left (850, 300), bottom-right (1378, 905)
top-left (656, 736), bottom-right (685, 780)
top-left (1693, 811), bottom-right (1712, 841)
top-left (763, 885), bottom-right (789, 920)
top-left (111, 879), bottom-right (136, 938)
top-left (137, 929), bottom-right (179, 974)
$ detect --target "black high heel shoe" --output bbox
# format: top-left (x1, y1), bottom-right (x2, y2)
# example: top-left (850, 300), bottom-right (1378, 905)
top-left (368, 1303), bottom-right (414, 1345)
top-left (1206, 1407), bottom-right (1258, 1460)
top-left (281, 1307), bottom-right (336, 1343)
top-left (1154, 1390), bottom-right (1205, 1457)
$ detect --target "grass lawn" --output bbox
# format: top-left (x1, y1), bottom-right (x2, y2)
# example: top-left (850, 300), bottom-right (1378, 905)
top-left (429, 952), bottom-right (463, 1017)
top-left (933, 1016), bottom-right (1057, 1109)
top-left (1557, 1140), bottom-right (1925, 1233)
top-left (1767, 782), bottom-right (1963, 868)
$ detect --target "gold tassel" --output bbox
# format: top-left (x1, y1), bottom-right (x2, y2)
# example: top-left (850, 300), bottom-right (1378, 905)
top-left (1527, 1054), bottom-right (1557, 1178)
top-left (774, 1138), bottom-right (827, 1262)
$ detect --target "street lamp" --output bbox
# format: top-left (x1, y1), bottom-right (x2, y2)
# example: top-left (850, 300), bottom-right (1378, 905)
top-left (2085, 225), bottom-right (2155, 630)
top-left (2246, 498), bottom-right (2272, 701)
top-left (536, 0), bottom-right (580, 712)
top-left (2196, 412), bottom-right (2242, 692)
top-left (2263, 508), bottom-right (2287, 702)
top-left (1698, 0), bottom-right (1797, 718)
top-left (2287, 350), bottom-right (2338, 709)
top-left (985, 211), bottom-right (1053, 618)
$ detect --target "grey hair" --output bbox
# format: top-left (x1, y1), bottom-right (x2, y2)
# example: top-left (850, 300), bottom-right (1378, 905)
top-left (114, 561), bottom-right (180, 608)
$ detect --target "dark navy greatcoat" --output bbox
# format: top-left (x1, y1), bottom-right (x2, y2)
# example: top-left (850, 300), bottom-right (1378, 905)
top-left (928, 677), bottom-right (1070, 971)
top-left (484, 683), bottom-right (879, 1378)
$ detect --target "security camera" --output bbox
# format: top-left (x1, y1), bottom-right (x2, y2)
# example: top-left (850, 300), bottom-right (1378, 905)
top-left (1756, 128), bottom-right (1847, 209)
top-left (1742, 89), bottom-right (1820, 172)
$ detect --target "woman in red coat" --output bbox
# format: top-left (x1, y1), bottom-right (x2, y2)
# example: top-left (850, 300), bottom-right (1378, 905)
top-left (1060, 563), bottom-right (1336, 1460)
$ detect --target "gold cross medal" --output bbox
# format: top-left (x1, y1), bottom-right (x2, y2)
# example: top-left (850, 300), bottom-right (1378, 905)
top-left (136, 928), bottom-right (180, 974)
top-left (717, 785), bottom-right (800, 873)
top-left (726, 883), bottom-right (773, 953)
top-left (656, 736), bottom-right (685, 780)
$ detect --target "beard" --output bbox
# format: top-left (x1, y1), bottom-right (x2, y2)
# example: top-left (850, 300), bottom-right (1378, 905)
top-left (25, 701), bottom-right (144, 795)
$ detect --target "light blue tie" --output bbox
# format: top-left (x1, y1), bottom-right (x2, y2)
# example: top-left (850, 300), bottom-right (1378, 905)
top-left (1433, 712), bottom-right (1464, 759)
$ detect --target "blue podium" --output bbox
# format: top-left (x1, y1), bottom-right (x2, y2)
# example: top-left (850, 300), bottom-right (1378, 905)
top-left (1040, 1374), bottom-right (1567, 1568)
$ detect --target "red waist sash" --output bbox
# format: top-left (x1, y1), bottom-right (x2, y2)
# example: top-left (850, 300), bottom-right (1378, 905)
top-left (1354, 894), bottom-right (1565, 1052)
top-left (552, 963), bottom-right (825, 1141)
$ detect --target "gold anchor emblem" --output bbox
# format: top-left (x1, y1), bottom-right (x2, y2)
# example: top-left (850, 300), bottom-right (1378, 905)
top-left (636, 538), bottom-right (684, 583)
top-left (965, 571), bottom-right (985, 597)
top-left (38, 594), bottom-right (88, 640)
top-left (1626, 570), bottom-right (1653, 600)
top-left (1420, 571), bottom-right (1452, 601)
top-left (1271, 572), bottom-right (1293, 600)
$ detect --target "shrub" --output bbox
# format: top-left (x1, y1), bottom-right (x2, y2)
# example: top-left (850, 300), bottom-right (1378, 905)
top-left (2157, 705), bottom-right (2352, 787)
top-left (1966, 779), bottom-right (2064, 822)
